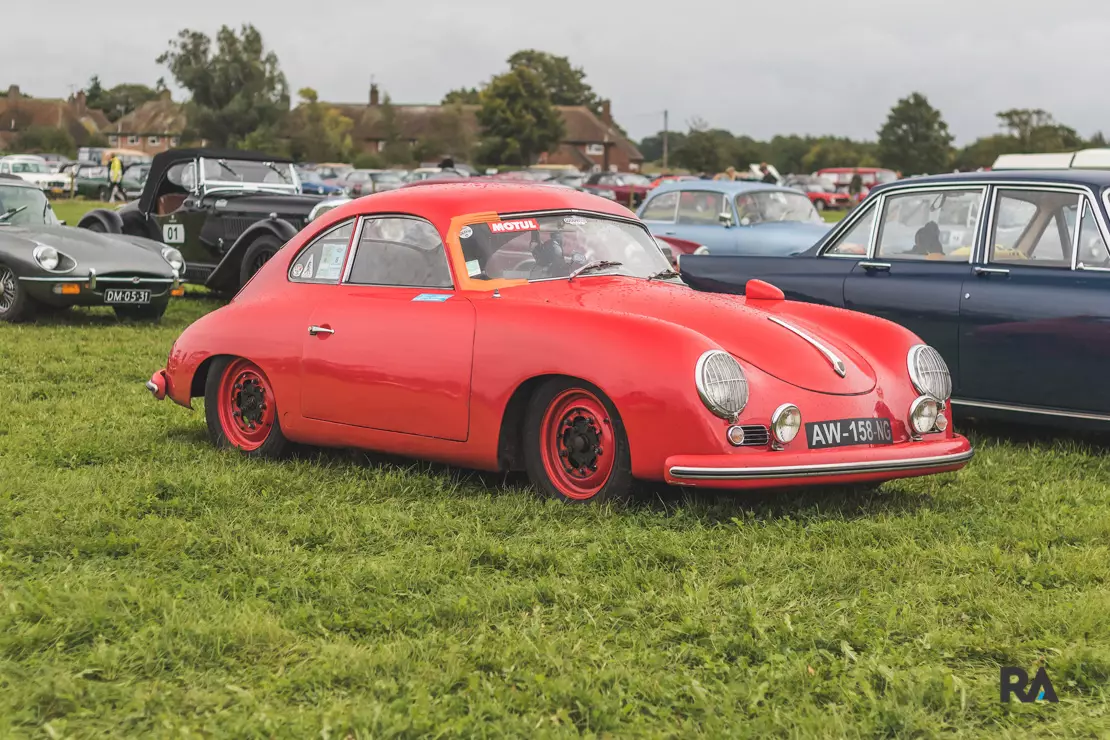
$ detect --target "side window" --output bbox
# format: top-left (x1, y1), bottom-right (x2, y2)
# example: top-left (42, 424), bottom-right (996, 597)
top-left (346, 217), bottom-right (453, 288)
top-left (876, 189), bottom-right (983, 261)
top-left (990, 189), bottom-right (1079, 267)
top-left (822, 204), bottom-right (875, 257)
top-left (676, 191), bottom-right (725, 225)
top-left (1077, 201), bottom-right (1110, 268)
top-left (641, 191), bottom-right (678, 222)
top-left (290, 220), bottom-right (355, 284)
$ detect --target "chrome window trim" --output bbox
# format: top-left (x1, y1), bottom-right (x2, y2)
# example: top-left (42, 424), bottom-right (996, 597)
top-left (289, 216), bottom-right (358, 285)
top-left (668, 448), bottom-right (975, 481)
top-left (983, 185), bottom-right (1088, 269)
top-left (1077, 191), bottom-right (1110, 271)
top-left (1070, 198), bottom-right (1086, 270)
top-left (951, 398), bottom-right (1110, 423)
top-left (816, 199), bottom-right (879, 259)
top-left (871, 185), bottom-right (987, 265)
top-left (640, 190), bottom-right (679, 223)
top-left (342, 213), bottom-right (456, 290)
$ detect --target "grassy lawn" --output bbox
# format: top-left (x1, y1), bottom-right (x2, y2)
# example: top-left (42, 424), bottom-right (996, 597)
top-left (1, 298), bottom-right (1108, 737)
top-left (51, 200), bottom-right (114, 226)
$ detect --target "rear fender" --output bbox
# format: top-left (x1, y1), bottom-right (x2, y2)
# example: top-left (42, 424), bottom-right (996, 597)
top-left (205, 218), bottom-right (298, 293)
top-left (76, 208), bottom-right (124, 234)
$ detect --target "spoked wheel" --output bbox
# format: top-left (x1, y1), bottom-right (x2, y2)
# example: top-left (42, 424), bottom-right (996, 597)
top-left (524, 378), bottom-right (633, 504)
top-left (238, 235), bottom-right (283, 290)
top-left (205, 357), bottom-right (290, 457)
top-left (0, 263), bottom-right (36, 323)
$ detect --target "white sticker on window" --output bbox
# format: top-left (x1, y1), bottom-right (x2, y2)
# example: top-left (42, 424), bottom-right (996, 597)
top-left (302, 254), bottom-right (314, 278)
top-left (459, 225), bottom-right (473, 239)
top-left (466, 259), bottom-right (481, 276)
top-left (162, 223), bottom-right (185, 244)
top-left (315, 244), bottom-right (345, 281)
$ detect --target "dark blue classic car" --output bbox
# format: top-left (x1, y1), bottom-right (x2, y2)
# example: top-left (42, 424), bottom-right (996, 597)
top-left (679, 170), bottom-right (1110, 428)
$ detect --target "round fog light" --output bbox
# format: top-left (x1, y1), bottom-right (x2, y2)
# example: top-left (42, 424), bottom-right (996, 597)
top-left (934, 409), bottom-right (949, 432)
top-left (910, 396), bottom-right (939, 435)
top-left (771, 403), bottom-right (801, 444)
top-left (726, 425), bottom-right (746, 446)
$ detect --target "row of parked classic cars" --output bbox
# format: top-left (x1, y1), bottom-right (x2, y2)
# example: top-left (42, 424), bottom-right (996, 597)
top-left (3, 146), bottom-right (1108, 490)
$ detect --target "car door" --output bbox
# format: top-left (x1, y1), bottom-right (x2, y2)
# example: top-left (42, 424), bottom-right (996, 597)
top-left (299, 215), bottom-right (476, 441)
top-left (843, 187), bottom-right (983, 388)
top-left (957, 186), bottom-right (1110, 415)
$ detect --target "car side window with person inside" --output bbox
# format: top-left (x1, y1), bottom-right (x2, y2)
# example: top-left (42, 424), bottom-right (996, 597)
top-left (822, 204), bottom-right (876, 257)
top-left (1077, 200), bottom-right (1110, 268)
top-left (289, 220), bottom-right (355, 284)
top-left (989, 189), bottom-right (1078, 267)
top-left (875, 189), bottom-right (983, 261)
top-left (346, 217), bottom-right (453, 288)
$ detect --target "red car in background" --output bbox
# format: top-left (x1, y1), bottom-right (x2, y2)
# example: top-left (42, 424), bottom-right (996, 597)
top-left (147, 182), bottom-right (972, 504)
top-left (580, 171), bottom-right (654, 208)
top-left (649, 174), bottom-right (700, 189)
top-left (816, 167), bottom-right (900, 202)
top-left (782, 175), bottom-right (853, 212)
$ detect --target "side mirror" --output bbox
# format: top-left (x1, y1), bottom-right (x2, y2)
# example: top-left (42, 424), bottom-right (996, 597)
top-left (718, 211), bottom-right (734, 228)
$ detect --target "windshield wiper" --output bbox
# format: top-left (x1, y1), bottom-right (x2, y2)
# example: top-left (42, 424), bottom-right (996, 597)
top-left (568, 260), bottom-right (623, 280)
top-left (262, 161), bottom-right (290, 182)
top-left (216, 159), bottom-right (242, 180)
top-left (0, 206), bottom-right (28, 223)
top-left (647, 268), bottom-right (680, 281)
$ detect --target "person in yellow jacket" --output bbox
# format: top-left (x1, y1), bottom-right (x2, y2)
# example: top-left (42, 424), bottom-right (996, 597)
top-left (107, 154), bottom-right (125, 203)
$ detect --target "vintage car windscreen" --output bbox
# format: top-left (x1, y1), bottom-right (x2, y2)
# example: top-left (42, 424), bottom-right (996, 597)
top-left (735, 191), bottom-right (822, 224)
top-left (458, 214), bottom-right (672, 282)
top-left (0, 185), bottom-right (58, 226)
top-left (199, 158), bottom-right (297, 187)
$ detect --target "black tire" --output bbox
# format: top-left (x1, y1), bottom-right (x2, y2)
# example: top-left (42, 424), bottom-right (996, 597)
top-left (113, 302), bottom-right (168, 322)
top-left (204, 356), bottom-right (291, 458)
top-left (814, 199), bottom-right (826, 212)
top-left (522, 377), bottom-right (633, 505)
top-left (0, 262), bottom-right (38, 323)
top-left (238, 235), bottom-right (283, 290)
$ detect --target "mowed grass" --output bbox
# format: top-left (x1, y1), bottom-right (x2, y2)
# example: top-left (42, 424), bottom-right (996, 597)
top-left (51, 200), bottom-right (114, 226)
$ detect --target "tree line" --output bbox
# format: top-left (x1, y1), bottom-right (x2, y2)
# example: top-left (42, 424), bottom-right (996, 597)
top-left (3, 24), bottom-right (1105, 174)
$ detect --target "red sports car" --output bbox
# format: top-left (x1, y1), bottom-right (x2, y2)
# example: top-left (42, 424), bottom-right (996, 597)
top-left (146, 183), bottom-right (973, 503)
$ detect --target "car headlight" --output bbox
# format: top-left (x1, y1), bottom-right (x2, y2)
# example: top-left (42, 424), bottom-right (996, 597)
top-left (33, 244), bottom-right (60, 271)
top-left (909, 396), bottom-right (940, 435)
top-left (161, 247), bottom-right (185, 273)
top-left (695, 350), bottom-right (749, 420)
top-left (771, 403), bottom-right (802, 444)
top-left (907, 344), bottom-right (952, 400)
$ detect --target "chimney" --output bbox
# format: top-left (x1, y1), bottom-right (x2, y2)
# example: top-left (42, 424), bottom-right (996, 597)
top-left (159, 89), bottom-right (172, 102)
top-left (600, 99), bottom-right (612, 125)
top-left (370, 83), bottom-right (380, 106)
top-left (73, 89), bottom-right (87, 114)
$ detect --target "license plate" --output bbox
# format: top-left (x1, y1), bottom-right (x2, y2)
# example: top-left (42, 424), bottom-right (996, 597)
top-left (104, 289), bottom-right (150, 304)
top-left (806, 418), bottom-right (893, 449)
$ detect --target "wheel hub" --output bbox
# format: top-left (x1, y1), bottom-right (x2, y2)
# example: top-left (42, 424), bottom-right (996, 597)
top-left (559, 410), bottom-right (603, 478)
top-left (231, 375), bottom-right (267, 430)
top-left (0, 267), bottom-right (15, 313)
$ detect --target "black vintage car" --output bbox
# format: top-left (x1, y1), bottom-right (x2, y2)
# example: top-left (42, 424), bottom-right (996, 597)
top-left (77, 148), bottom-right (329, 294)
top-left (0, 175), bottom-right (182, 322)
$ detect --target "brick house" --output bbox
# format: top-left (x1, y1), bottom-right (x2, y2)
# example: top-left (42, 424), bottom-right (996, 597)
top-left (0, 85), bottom-right (110, 151)
top-left (326, 85), bottom-right (643, 171)
top-left (108, 92), bottom-right (187, 155)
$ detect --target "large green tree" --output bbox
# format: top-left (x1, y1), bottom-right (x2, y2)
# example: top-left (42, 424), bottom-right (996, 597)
top-left (288, 87), bottom-right (354, 162)
top-left (506, 50), bottom-right (600, 111)
top-left (84, 76), bottom-right (161, 122)
top-left (157, 24), bottom-right (289, 148)
top-left (476, 66), bottom-right (564, 166)
top-left (877, 93), bottom-right (953, 175)
top-left (10, 126), bottom-right (76, 158)
top-left (441, 87), bottom-right (481, 105)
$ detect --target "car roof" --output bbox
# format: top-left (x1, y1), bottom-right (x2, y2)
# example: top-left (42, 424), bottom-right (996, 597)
top-left (649, 179), bottom-right (798, 195)
top-left (870, 169), bottom-right (1110, 194)
top-left (0, 174), bottom-right (40, 188)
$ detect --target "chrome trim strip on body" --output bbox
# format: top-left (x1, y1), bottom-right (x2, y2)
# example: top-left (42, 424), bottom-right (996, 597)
top-left (668, 448), bottom-right (975, 481)
top-left (950, 398), bottom-right (1110, 422)
top-left (767, 315), bottom-right (847, 377)
top-left (19, 276), bottom-right (174, 283)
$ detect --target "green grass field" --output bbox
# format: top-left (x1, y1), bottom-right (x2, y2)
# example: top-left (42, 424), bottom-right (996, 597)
top-left (1, 203), bottom-right (1107, 737)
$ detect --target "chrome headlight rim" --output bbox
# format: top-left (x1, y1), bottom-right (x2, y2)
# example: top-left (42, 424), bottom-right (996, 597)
top-left (770, 403), bottom-right (802, 444)
top-left (909, 395), bottom-right (940, 435)
top-left (907, 344), bottom-right (952, 401)
top-left (161, 246), bottom-right (185, 273)
top-left (694, 349), bottom-right (749, 421)
top-left (32, 244), bottom-right (74, 273)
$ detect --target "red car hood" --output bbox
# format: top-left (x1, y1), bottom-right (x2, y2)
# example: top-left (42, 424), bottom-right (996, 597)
top-left (505, 278), bottom-right (877, 395)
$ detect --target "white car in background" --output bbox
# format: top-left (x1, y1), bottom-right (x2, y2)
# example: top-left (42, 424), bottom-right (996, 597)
top-left (0, 155), bottom-right (69, 196)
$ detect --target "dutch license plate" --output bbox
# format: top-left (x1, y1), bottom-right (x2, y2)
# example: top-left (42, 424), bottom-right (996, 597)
top-left (806, 418), bottom-right (893, 449)
top-left (104, 289), bottom-right (150, 304)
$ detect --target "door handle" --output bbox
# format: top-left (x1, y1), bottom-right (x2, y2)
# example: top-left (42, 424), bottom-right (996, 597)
top-left (973, 266), bottom-right (1010, 277)
top-left (308, 325), bottom-right (334, 336)
top-left (859, 261), bottom-right (891, 272)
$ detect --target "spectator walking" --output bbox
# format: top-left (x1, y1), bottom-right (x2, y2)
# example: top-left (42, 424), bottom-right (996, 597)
top-left (107, 154), bottom-right (125, 203)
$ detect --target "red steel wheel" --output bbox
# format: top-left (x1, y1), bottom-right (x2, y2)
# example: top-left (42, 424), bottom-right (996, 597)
top-left (524, 378), bottom-right (633, 504)
top-left (205, 357), bottom-right (290, 457)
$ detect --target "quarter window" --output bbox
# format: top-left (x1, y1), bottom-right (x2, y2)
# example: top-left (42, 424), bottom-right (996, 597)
top-left (290, 220), bottom-right (355, 284)
top-left (876, 189), bottom-right (983, 261)
top-left (677, 191), bottom-right (726, 225)
top-left (641, 190), bottom-right (678, 222)
top-left (346, 217), bottom-right (453, 288)
top-left (1077, 201), bottom-right (1110, 269)
top-left (822, 203), bottom-right (875, 257)
top-left (990, 189), bottom-right (1079, 267)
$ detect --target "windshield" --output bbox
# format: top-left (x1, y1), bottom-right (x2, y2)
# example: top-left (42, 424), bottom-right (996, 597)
top-left (199, 158), bottom-right (298, 188)
top-left (10, 161), bottom-right (48, 174)
top-left (620, 174), bottom-right (651, 186)
top-left (0, 185), bottom-right (59, 226)
top-left (735, 191), bottom-right (822, 224)
top-left (458, 213), bottom-right (672, 283)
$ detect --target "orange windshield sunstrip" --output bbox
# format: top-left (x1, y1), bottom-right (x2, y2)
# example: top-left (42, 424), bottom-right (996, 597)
top-left (445, 212), bottom-right (530, 292)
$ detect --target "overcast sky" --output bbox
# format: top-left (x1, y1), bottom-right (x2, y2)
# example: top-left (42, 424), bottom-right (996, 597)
top-left (7, 1), bottom-right (1107, 144)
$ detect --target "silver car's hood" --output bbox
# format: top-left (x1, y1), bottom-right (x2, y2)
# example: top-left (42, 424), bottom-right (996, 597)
top-left (0, 225), bottom-right (175, 276)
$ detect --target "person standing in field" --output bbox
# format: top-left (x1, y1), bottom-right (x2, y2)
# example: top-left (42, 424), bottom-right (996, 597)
top-left (107, 154), bottom-right (125, 203)
top-left (759, 163), bottom-right (777, 184)
top-left (848, 168), bottom-right (864, 205)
